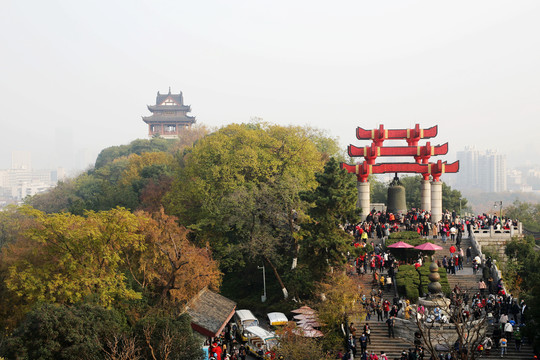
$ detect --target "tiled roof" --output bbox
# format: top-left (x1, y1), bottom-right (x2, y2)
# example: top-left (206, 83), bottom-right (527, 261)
top-left (156, 91), bottom-right (184, 106)
top-left (142, 114), bottom-right (196, 124)
top-left (147, 104), bottom-right (191, 112)
top-left (185, 288), bottom-right (237, 337)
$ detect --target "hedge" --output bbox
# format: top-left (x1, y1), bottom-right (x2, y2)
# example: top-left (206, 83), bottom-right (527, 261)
top-left (396, 263), bottom-right (450, 302)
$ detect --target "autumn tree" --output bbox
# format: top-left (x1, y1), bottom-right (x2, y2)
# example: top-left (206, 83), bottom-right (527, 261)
top-left (276, 322), bottom-right (331, 360)
top-left (315, 271), bottom-right (362, 353)
top-left (2, 206), bottom-right (143, 311)
top-left (126, 209), bottom-right (222, 306)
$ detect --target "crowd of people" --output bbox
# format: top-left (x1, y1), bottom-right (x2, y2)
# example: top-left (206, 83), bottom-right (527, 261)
top-left (338, 208), bottom-right (529, 360)
top-left (346, 209), bottom-right (520, 245)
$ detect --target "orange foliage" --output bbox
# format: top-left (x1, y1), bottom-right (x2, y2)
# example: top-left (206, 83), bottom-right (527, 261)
top-left (131, 209), bottom-right (222, 304)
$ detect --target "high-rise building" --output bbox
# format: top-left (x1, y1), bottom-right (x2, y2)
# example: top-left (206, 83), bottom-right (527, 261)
top-left (456, 147), bottom-right (507, 192)
top-left (456, 146), bottom-right (479, 189)
top-left (142, 88), bottom-right (196, 139)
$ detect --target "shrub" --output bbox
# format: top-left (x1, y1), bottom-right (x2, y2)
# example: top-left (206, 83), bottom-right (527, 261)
top-left (396, 263), bottom-right (450, 301)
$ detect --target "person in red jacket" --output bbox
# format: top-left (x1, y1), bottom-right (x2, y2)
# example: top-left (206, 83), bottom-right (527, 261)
top-left (210, 343), bottom-right (222, 360)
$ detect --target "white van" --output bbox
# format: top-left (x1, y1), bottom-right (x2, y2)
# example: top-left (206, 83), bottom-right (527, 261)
top-left (244, 325), bottom-right (279, 358)
top-left (267, 312), bottom-right (288, 327)
top-left (234, 309), bottom-right (259, 341)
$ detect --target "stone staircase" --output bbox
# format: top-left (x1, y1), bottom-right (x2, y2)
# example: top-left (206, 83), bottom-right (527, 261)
top-left (481, 342), bottom-right (535, 360)
top-left (350, 262), bottom-right (412, 359)
top-left (347, 233), bottom-right (536, 360)
top-left (431, 235), bottom-right (484, 294)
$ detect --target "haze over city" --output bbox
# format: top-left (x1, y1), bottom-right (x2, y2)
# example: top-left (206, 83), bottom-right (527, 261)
top-left (1, 1), bottom-right (540, 171)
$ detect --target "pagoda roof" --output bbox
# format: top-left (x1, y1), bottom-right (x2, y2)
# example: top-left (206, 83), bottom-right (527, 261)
top-left (147, 104), bottom-right (191, 112)
top-left (157, 91), bottom-right (182, 104)
top-left (142, 114), bottom-right (196, 124)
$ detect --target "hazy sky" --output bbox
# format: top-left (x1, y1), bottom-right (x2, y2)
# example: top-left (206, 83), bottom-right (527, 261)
top-left (1, 1), bottom-right (539, 172)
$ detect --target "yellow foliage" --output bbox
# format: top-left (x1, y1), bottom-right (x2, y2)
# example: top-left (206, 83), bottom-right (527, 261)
top-left (120, 152), bottom-right (174, 186)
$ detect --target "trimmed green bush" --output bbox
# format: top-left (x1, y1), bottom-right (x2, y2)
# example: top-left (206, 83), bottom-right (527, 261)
top-left (396, 263), bottom-right (450, 301)
top-left (388, 231), bottom-right (423, 243)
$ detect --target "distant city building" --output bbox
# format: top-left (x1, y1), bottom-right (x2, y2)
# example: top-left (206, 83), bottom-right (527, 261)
top-left (11, 151), bottom-right (31, 170)
top-left (507, 169), bottom-right (522, 191)
top-left (0, 152), bottom-right (66, 205)
top-left (456, 147), bottom-right (507, 192)
top-left (456, 146), bottom-right (479, 189)
top-left (142, 88), bottom-right (196, 139)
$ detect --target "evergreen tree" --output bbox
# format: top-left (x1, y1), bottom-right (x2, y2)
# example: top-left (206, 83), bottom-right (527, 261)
top-left (300, 158), bottom-right (360, 278)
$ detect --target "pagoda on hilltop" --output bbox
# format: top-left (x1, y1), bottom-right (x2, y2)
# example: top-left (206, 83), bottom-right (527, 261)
top-left (142, 88), bottom-right (196, 138)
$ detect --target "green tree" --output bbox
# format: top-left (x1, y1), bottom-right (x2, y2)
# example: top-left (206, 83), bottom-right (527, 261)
top-left (94, 138), bottom-right (173, 169)
top-left (400, 176), bottom-right (421, 209)
top-left (300, 158), bottom-right (360, 278)
top-left (504, 201), bottom-right (540, 233)
top-left (370, 176), bottom-right (388, 204)
top-left (441, 181), bottom-right (467, 214)
top-left (0, 303), bottom-right (127, 360)
top-left (135, 314), bottom-right (203, 360)
top-left (503, 235), bottom-right (540, 353)
top-left (166, 123), bottom-right (325, 267)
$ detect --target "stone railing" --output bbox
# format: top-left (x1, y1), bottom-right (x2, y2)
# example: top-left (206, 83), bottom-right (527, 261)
top-left (472, 223), bottom-right (522, 238)
top-left (469, 231), bottom-right (505, 294)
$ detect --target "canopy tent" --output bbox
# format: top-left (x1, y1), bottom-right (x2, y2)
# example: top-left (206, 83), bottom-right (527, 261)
top-left (291, 306), bottom-right (316, 315)
top-left (293, 314), bottom-right (318, 321)
top-left (292, 326), bottom-right (324, 338)
top-left (387, 241), bottom-right (414, 249)
top-left (296, 319), bottom-right (321, 327)
top-left (414, 242), bottom-right (443, 251)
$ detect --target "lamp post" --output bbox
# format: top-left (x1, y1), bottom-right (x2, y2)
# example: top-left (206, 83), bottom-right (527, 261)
top-left (257, 265), bottom-right (267, 303)
top-left (494, 201), bottom-right (503, 218)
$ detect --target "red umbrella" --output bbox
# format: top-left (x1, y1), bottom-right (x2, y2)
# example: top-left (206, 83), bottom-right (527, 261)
top-left (387, 241), bottom-right (414, 249)
top-left (414, 242), bottom-right (443, 251)
top-left (449, 245), bottom-right (456, 254)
